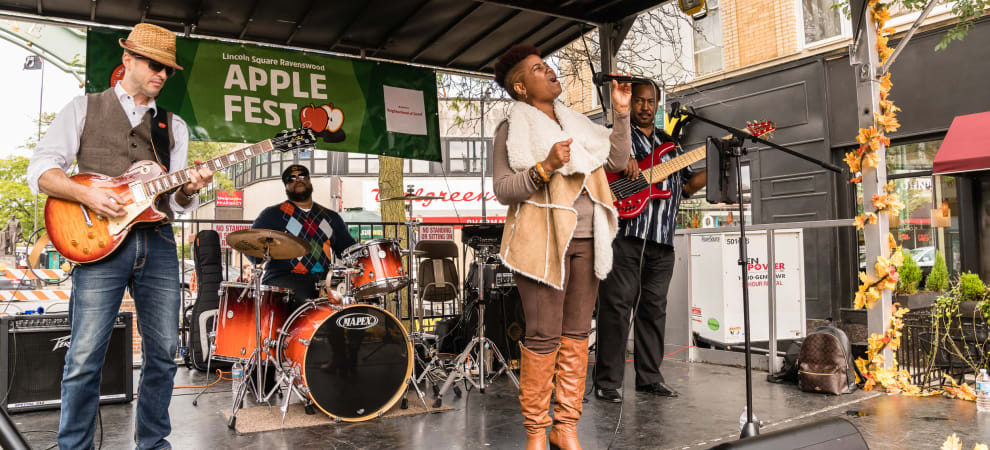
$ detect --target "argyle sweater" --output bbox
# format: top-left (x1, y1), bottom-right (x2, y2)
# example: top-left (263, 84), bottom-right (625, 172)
top-left (250, 201), bottom-right (356, 284)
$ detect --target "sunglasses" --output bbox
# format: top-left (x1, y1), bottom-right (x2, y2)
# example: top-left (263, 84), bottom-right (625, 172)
top-left (285, 173), bottom-right (309, 183)
top-left (130, 53), bottom-right (175, 78)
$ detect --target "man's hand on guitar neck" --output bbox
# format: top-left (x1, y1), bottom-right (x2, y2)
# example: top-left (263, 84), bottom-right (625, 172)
top-left (176, 158), bottom-right (215, 206)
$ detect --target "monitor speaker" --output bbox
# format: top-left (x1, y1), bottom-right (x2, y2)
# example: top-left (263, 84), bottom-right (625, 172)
top-left (0, 312), bottom-right (134, 413)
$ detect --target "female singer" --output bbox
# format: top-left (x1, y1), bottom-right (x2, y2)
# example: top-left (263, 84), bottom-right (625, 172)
top-left (491, 45), bottom-right (631, 450)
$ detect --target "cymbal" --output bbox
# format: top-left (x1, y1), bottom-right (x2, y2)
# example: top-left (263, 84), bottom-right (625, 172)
top-left (227, 229), bottom-right (309, 260)
top-left (400, 249), bottom-right (428, 256)
top-left (382, 194), bottom-right (444, 202)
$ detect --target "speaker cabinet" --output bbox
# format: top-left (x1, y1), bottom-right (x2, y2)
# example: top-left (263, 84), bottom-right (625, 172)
top-left (0, 312), bottom-right (134, 413)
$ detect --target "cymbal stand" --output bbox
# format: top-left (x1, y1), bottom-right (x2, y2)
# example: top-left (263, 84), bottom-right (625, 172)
top-left (437, 246), bottom-right (519, 401)
top-left (225, 239), bottom-right (276, 428)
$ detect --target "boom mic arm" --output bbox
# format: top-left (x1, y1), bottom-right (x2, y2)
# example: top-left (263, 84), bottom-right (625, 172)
top-left (591, 72), bottom-right (654, 86)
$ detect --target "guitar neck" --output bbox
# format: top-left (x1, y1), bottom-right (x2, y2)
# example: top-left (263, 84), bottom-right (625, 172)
top-left (642, 133), bottom-right (738, 185)
top-left (144, 139), bottom-right (274, 196)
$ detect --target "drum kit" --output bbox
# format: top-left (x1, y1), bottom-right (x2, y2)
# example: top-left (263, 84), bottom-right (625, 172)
top-left (192, 226), bottom-right (426, 428)
top-left (193, 194), bottom-right (515, 428)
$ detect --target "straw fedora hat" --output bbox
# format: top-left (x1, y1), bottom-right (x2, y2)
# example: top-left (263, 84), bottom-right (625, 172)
top-left (118, 23), bottom-right (183, 70)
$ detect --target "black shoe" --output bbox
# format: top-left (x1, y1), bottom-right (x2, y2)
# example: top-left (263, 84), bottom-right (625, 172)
top-left (636, 382), bottom-right (679, 397)
top-left (595, 387), bottom-right (622, 403)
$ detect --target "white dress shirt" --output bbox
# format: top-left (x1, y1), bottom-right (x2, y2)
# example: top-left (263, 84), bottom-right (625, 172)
top-left (27, 83), bottom-right (198, 214)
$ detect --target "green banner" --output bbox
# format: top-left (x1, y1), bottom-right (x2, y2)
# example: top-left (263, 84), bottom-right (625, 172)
top-left (86, 28), bottom-right (441, 162)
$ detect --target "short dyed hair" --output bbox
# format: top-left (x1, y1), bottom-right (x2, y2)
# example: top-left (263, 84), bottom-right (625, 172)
top-left (494, 45), bottom-right (540, 100)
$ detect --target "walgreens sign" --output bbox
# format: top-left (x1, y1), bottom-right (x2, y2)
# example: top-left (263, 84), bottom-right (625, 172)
top-left (362, 179), bottom-right (508, 215)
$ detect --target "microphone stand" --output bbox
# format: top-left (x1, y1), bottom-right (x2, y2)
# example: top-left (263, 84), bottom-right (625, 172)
top-left (667, 107), bottom-right (843, 439)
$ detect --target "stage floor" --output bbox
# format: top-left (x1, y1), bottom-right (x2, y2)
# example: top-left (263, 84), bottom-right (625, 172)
top-left (13, 359), bottom-right (990, 449)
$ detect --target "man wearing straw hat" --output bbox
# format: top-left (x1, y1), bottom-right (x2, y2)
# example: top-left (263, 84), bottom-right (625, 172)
top-left (27, 23), bottom-right (212, 449)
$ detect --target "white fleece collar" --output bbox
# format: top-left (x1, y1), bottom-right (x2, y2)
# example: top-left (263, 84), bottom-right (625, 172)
top-left (504, 100), bottom-right (611, 176)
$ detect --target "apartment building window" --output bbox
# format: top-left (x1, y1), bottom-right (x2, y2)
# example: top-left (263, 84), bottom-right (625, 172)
top-left (692, 0), bottom-right (723, 75)
top-left (447, 139), bottom-right (490, 175)
top-left (800, 0), bottom-right (850, 46)
top-left (348, 152), bottom-right (379, 174)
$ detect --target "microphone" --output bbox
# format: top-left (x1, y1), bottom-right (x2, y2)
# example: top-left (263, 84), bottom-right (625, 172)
top-left (591, 72), bottom-right (654, 86)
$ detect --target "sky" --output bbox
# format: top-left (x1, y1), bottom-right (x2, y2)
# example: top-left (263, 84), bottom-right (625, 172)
top-left (0, 38), bottom-right (84, 159)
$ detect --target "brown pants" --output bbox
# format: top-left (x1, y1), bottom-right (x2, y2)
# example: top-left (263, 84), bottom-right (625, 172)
top-left (513, 239), bottom-right (598, 354)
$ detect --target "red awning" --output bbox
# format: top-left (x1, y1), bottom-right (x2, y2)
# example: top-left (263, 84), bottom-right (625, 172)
top-left (933, 111), bottom-right (990, 175)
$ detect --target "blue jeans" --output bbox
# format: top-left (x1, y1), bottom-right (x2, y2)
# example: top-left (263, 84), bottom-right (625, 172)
top-left (59, 225), bottom-right (180, 450)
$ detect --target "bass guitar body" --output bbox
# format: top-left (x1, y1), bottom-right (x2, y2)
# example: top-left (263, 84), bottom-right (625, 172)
top-left (606, 143), bottom-right (675, 219)
top-left (45, 160), bottom-right (169, 264)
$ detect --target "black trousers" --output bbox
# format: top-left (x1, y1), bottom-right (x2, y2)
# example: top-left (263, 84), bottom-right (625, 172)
top-left (266, 272), bottom-right (321, 311)
top-left (594, 236), bottom-right (676, 389)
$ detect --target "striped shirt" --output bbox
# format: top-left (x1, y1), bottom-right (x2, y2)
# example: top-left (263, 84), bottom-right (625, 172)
top-left (618, 126), bottom-right (695, 247)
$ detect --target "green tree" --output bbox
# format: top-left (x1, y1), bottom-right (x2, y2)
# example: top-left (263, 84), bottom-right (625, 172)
top-left (2, 112), bottom-right (58, 241)
top-left (187, 141), bottom-right (237, 191)
top-left (0, 156), bottom-right (45, 241)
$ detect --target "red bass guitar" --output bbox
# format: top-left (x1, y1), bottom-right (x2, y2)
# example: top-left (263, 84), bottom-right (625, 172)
top-left (45, 128), bottom-right (316, 264)
top-left (607, 121), bottom-right (776, 219)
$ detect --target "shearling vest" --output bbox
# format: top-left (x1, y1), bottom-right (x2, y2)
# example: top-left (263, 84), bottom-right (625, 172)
top-left (498, 101), bottom-right (619, 289)
top-left (78, 88), bottom-right (176, 219)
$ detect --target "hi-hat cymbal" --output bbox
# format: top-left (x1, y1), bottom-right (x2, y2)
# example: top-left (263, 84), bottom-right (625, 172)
top-left (382, 194), bottom-right (444, 202)
top-left (227, 229), bottom-right (309, 260)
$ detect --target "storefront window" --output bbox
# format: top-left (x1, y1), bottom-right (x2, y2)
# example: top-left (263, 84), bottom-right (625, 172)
top-left (887, 140), bottom-right (941, 176)
top-left (855, 139), bottom-right (959, 280)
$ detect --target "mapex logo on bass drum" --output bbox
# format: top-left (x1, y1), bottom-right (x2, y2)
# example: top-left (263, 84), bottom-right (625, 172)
top-left (336, 313), bottom-right (378, 330)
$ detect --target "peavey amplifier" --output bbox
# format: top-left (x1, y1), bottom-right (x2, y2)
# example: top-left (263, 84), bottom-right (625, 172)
top-left (0, 312), bottom-right (134, 413)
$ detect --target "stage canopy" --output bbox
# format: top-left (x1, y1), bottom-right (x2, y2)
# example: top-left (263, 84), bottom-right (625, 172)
top-left (0, 0), bottom-right (669, 77)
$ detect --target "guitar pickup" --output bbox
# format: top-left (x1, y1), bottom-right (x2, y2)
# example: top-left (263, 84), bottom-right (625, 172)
top-left (129, 182), bottom-right (147, 203)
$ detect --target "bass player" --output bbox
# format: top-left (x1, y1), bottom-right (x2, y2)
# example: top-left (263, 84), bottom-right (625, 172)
top-left (593, 83), bottom-right (705, 403)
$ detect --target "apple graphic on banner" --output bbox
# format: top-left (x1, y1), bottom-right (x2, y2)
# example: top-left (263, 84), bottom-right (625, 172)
top-left (300, 104), bottom-right (329, 133)
top-left (322, 104), bottom-right (344, 133)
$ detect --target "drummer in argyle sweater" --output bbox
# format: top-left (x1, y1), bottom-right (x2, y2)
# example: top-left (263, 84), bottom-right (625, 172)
top-left (250, 164), bottom-right (355, 309)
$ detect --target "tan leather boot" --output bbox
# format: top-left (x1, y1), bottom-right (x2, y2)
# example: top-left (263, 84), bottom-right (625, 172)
top-left (548, 336), bottom-right (589, 450)
top-left (519, 343), bottom-right (557, 450)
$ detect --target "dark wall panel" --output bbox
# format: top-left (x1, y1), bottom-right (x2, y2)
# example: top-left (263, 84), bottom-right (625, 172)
top-left (671, 59), bottom-right (840, 319)
top-left (829, 17), bottom-right (990, 147)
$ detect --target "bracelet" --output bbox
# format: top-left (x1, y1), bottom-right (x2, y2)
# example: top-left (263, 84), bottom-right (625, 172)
top-left (535, 162), bottom-right (550, 182)
top-left (528, 167), bottom-right (545, 186)
top-left (179, 186), bottom-right (198, 199)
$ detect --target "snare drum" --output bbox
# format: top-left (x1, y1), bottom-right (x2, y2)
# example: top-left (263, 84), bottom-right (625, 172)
top-left (277, 301), bottom-right (413, 421)
top-left (341, 239), bottom-right (409, 298)
top-left (213, 282), bottom-right (292, 362)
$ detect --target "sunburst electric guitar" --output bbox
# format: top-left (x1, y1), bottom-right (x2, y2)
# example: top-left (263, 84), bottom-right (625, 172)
top-left (607, 121), bottom-right (776, 219)
top-left (45, 128), bottom-right (317, 264)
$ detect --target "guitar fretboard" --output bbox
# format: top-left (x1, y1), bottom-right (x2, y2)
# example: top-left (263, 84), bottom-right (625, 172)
top-left (642, 146), bottom-right (707, 185)
top-left (144, 140), bottom-right (274, 196)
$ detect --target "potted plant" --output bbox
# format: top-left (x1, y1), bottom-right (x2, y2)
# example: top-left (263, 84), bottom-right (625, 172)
top-left (894, 249), bottom-right (940, 309)
top-left (926, 250), bottom-right (950, 293)
top-left (921, 272), bottom-right (990, 387)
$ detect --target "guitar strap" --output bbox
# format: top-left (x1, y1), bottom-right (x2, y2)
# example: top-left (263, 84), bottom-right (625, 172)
top-left (150, 106), bottom-right (171, 172)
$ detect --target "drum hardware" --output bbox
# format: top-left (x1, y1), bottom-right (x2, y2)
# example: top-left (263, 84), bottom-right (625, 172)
top-left (437, 245), bottom-right (520, 402)
top-left (200, 228), bottom-right (309, 428)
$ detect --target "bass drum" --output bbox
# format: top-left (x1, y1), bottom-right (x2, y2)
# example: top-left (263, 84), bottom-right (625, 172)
top-left (279, 302), bottom-right (413, 421)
